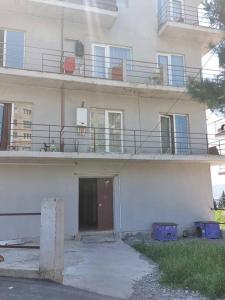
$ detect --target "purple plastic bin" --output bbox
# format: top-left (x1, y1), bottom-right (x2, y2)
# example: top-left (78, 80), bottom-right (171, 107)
top-left (195, 221), bottom-right (221, 239)
top-left (152, 223), bottom-right (177, 241)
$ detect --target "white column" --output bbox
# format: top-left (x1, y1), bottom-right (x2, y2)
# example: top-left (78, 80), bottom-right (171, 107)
top-left (39, 198), bottom-right (64, 283)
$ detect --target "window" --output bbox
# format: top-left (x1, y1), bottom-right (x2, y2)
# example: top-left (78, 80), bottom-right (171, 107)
top-left (90, 109), bottom-right (123, 153)
top-left (160, 114), bottom-right (189, 154)
top-left (117, 0), bottom-right (129, 9)
top-left (23, 108), bottom-right (32, 115)
top-left (171, 0), bottom-right (184, 22)
top-left (158, 53), bottom-right (185, 87)
top-left (23, 120), bottom-right (32, 129)
top-left (93, 44), bottom-right (132, 79)
top-left (0, 30), bottom-right (25, 68)
top-left (23, 133), bottom-right (31, 140)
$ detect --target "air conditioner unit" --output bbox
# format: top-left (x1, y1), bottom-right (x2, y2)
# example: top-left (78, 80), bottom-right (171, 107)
top-left (76, 107), bottom-right (87, 127)
top-left (75, 40), bottom-right (84, 57)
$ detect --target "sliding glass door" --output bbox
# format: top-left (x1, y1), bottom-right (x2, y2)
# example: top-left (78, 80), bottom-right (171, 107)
top-left (174, 114), bottom-right (189, 154)
top-left (105, 111), bottom-right (123, 153)
top-left (158, 54), bottom-right (185, 87)
top-left (161, 114), bottom-right (189, 154)
top-left (0, 30), bottom-right (25, 69)
top-left (93, 44), bottom-right (131, 79)
top-left (161, 115), bottom-right (172, 154)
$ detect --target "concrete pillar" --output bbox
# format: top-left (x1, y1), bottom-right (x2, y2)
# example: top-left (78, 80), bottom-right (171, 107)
top-left (39, 198), bottom-right (64, 283)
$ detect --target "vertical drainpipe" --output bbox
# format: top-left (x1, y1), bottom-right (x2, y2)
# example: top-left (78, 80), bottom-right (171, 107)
top-left (60, 7), bottom-right (65, 133)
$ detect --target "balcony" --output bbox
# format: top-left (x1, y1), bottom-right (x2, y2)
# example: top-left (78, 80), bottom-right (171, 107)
top-left (0, 42), bottom-right (222, 97)
top-left (219, 166), bottom-right (225, 175)
top-left (158, 1), bottom-right (223, 54)
top-left (212, 119), bottom-right (225, 137)
top-left (28, 0), bottom-right (118, 28)
top-left (0, 122), bottom-right (224, 164)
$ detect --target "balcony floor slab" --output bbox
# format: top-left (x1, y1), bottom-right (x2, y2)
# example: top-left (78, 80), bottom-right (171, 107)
top-left (0, 67), bottom-right (190, 99)
top-left (0, 151), bottom-right (224, 165)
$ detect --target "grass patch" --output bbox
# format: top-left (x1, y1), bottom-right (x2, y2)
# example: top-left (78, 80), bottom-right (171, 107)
top-left (215, 211), bottom-right (225, 230)
top-left (134, 241), bottom-right (225, 299)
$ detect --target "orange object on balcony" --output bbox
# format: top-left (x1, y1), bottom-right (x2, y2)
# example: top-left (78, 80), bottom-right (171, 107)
top-left (64, 57), bottom-right (76, 74)
top-left (111, 66), bottom-right (123, 81)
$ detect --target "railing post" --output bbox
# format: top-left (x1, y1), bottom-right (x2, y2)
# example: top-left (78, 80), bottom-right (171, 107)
top-left (134, 130), bottom-right (137, 154)
top-left (219, 140), bottom-right (221, 155)
top-left (48, 124), bottom-right (51, 146)
top-left (41, 53), bottom-right (44, 72)
top-left (206, 133), bottom-right (209, 154)
top-left (123, 59), bottom-right (127, 81)
top-left (93, 127), bottom-right (96, 153)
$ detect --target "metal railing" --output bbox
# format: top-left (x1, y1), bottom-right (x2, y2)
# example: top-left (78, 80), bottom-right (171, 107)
top-left (1, 122), bottom-right (225, 156)
top-left (0, 43), bottom-right (222, 88)
top-left (158, 1), bottom-right (218, 29)
top-left (58, 0), bottom-right (118, 11)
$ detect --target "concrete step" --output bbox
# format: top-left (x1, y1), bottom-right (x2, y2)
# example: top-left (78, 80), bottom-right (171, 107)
top-left (79, 231), bottom-right (118, 243)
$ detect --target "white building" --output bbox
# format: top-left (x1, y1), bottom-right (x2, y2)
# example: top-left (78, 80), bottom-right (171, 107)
top-left (0, 0), bottom-right (224, 240)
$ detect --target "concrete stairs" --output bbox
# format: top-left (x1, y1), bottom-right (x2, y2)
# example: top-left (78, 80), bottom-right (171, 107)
top-left (79, 231), bottom-right (118, 243)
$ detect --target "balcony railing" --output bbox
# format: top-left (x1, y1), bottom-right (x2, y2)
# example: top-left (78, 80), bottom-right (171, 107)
top-left (0, 43), bottom-right (222, 89)
top-left (58, 0), bottom-right (118, 11)
top-left (1, 122), bottom-right (225, 157)
top-left (158, 1), bottom-right (217, 30)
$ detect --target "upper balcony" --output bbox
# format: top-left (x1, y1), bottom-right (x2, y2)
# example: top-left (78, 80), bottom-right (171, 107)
top-left (28, 0), bottom-right (118, 28)
top-left (158, 1), bottom-right (223, 55)
top-left (0, 42), bottom-right (222, 97)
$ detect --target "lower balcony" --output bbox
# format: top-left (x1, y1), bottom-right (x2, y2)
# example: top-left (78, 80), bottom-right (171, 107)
top-left (0, 123), bottom-right (225, 164)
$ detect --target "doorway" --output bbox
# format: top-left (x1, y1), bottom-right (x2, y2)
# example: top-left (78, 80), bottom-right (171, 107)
top-left (79, 178), bottom-right (114, 232)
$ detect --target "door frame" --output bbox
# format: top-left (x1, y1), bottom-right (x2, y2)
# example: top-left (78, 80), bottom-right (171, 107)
top-left (160, 114), bottom-right (172, 154)
top-left (105, 110), bottom-right (124, 153)
top-left (78, 176), bottom-right (115, 232)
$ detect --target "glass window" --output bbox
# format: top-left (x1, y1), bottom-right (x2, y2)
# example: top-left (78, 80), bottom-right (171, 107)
top-left (5, 31), bottom-right (25, 68)
top-left (93, 45), bottom-right (132, 79)
top-left (158, 54), bottom-right (185, 87)
top-left (117, 0), bottom-right (129, 9)
top-left (93, 46), bottom-right (106, 78)
top-left (110, 47), bottom-right (132, 70)
top-left (171, 55), bottom-right (184, 87)
top-left (160, 114), bottom-right (189, 155)
top-left (161, 115), bottom-right (171, 154)
top-left (106, 111), bottom-right (123, 153)
top-left (172, 0), bottom-right (183, 21)
top-left (174, 115), bottom-right (189, 154)
top-left (0, 104), bottom-right (4, 143)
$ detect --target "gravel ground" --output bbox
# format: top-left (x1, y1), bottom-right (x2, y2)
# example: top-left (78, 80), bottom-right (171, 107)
top-left (129, 262), bottom-right (206, 300)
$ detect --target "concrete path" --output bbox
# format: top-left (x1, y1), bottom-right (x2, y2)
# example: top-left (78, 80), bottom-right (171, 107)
top-left (0, 277), bottom-right (120, 300)
top-left (63, 241), bottom-right (151, 299)
top-left (0, 240), bottom-right (152, 299)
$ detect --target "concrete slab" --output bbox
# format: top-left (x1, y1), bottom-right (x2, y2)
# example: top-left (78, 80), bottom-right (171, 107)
top-left (0, 240), bottom-right (152, 299)
top-left (63, 240), bottom-right (151, 299)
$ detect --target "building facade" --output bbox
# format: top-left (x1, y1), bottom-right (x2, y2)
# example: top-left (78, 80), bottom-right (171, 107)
top-left (0, 0), bottom-right (224, 240)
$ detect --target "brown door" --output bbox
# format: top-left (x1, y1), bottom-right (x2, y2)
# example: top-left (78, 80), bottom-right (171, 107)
top-left (0, 103), bottom-right (12, 150)
top-left (97, 178), bottom-right (113, 231)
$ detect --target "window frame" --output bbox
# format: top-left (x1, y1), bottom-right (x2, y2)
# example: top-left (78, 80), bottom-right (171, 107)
top-left (0, 28), bottom-right (25, 68)
top-left (105, 110), bottom-right (124, 153)
top-left (157, 52), bottom-right (185, 86)
top-left (92, 43), bottom-right (132, 79)
top-left (160, 113), bottom-right (190, 154)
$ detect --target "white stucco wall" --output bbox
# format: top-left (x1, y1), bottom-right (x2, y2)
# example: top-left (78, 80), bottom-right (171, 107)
top-left (0, 160), bottom-right (213, 240)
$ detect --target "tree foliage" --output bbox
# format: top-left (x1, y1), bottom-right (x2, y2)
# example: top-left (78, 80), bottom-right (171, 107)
top-left (187, 0), bottom-right (225, 113)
